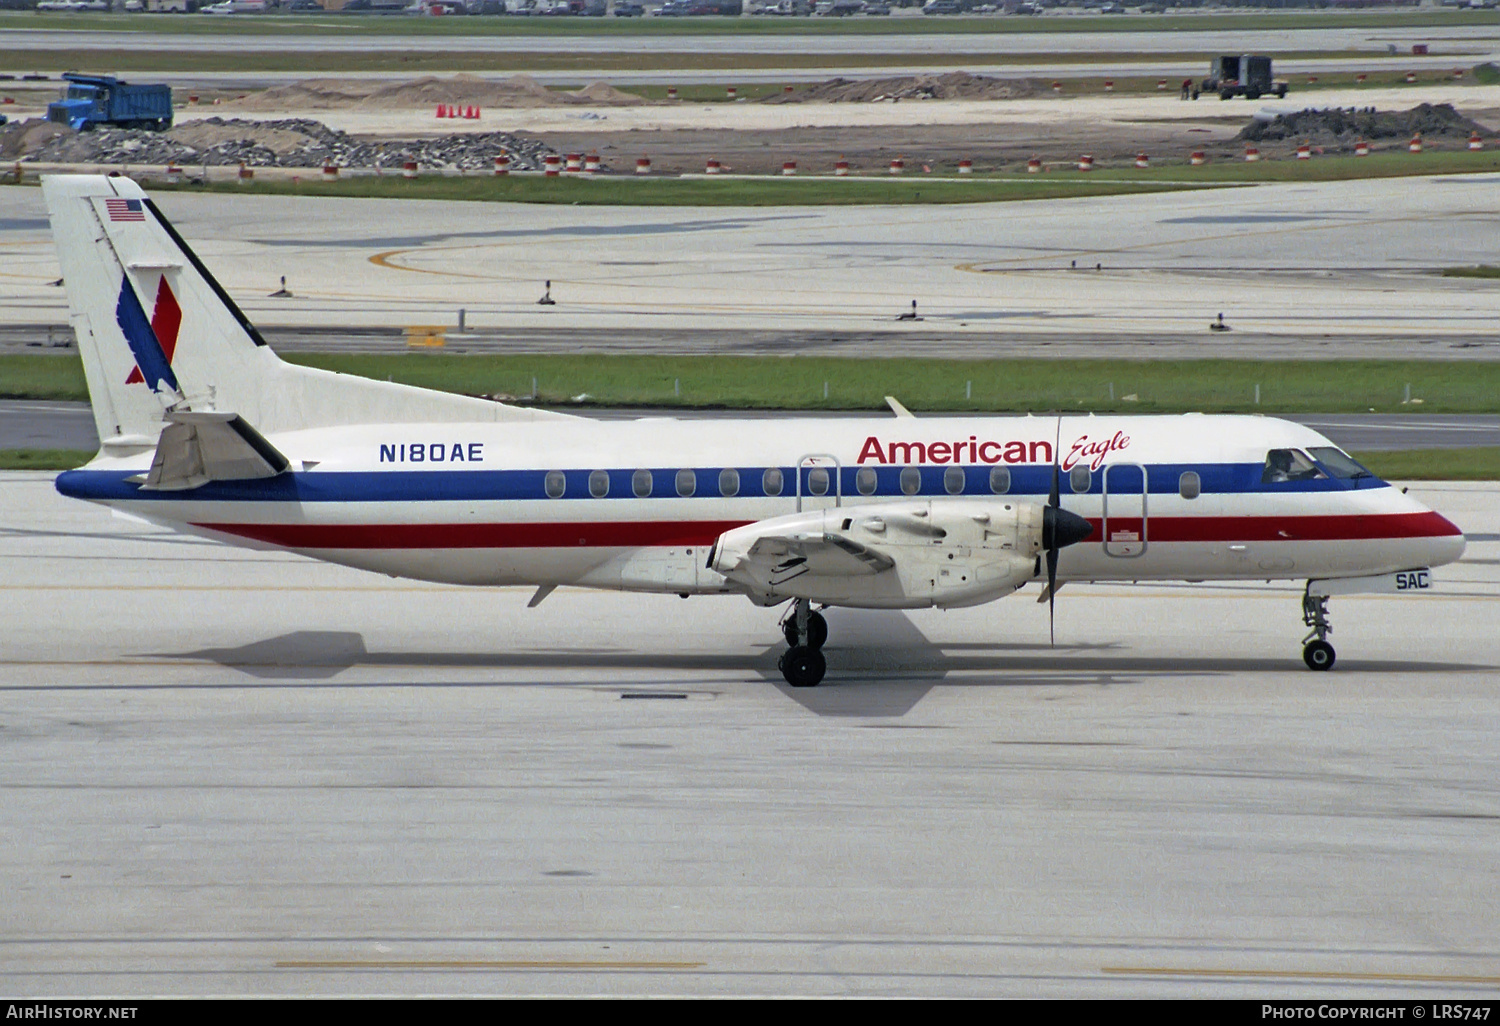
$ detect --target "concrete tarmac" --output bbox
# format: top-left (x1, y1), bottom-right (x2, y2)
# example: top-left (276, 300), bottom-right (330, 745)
top-left (5, 399), bottom-right (1500, 453)
top-left (1, 473), bottom-right (1497, 997)
top-left (3, 175), bottom-right (1499, 340)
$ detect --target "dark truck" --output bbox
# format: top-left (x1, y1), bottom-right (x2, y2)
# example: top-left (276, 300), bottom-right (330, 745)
top-left (1201, 55), bottom-right (1288, 101)
top-left (47, 73), bottom-right (173, 132)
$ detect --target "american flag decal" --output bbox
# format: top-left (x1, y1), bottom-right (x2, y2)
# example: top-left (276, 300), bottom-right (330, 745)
top-left (104, 198), bottom-right (145, 222)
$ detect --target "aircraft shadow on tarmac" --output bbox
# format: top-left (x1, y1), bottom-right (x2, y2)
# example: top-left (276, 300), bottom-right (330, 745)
top-left (163, 607), bottom-right (1497, 719)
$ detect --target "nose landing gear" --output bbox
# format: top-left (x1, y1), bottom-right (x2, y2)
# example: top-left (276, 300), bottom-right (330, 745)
top-left (778, 598), bottom-right (828, 687)
top-left (1301, 587), bottom-right (1336, 671)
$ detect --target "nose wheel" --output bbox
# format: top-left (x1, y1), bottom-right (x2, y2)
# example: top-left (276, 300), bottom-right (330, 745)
top-left (778, 599), bottom-right (828, 687)
top-left (1301, 588), bottom-right (1336, 671)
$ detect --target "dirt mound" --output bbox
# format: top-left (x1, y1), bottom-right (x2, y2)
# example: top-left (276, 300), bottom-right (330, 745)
top-left (767, 73), bottom-right (1041, 104)
top-left (223, 74), bottom-right (648, 112)
top-left (1239, 103), bottom-right (1493, 145)
top-left (21, 116), bottom-right (556, 171)
top-left (0, 117), bottom-right (70, 160)
top-left (568, 81), bottom-right (647, 106)
top-left (229, 78), bottom-right (374, 112)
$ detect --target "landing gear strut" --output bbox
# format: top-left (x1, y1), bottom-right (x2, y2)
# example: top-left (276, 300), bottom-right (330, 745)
top-left (778, 598), bottom-right (827, 688)
top-left (1301, 586), bottom-right (1336, 671)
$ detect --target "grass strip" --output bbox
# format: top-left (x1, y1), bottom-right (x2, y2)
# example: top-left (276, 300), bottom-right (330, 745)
top-left (1443, 265), bottom-right (1500, 279)
top-left (1349, 447), bottom-right (1500, 482)
top-left (8, 354), bottom-right (1499, 413)
top-left (151, 174), bottom-right (1211, 206)
top-left (7, 445), bottom-right (1497, 481)
top-left (0, 448), bottom-right (93, 471)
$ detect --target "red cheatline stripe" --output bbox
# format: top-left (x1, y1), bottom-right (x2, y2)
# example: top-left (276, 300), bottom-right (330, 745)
top-left (193, 511), bottom-right (1460, 551)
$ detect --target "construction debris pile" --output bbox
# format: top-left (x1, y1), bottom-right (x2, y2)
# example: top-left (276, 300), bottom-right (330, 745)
top-left (1238, 103), bottom-right (1493, 147)
top-left (11, 117), bottom-right (557, 171)
top-left (768, 72), bottom-right (1041, 104)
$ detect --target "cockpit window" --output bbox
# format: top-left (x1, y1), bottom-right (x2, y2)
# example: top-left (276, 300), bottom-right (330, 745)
top-left (1307, 447), bottom-right (1374, 480)
top-left (1263, 448), bottom-right (1325, 483)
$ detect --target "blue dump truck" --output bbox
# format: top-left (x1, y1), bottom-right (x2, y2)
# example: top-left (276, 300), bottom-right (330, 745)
top-left (47, 73), bottom-right (173, 132)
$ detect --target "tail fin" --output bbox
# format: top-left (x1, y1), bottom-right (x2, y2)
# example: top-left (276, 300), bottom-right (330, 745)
top-left (43, 174), bottom-right (567, 456)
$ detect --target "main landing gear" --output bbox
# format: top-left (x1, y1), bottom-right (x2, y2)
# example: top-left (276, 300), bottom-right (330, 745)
top-left (778, 598), bottom-right (828, 688)
top-left (1301, 586), bottom-right (1336, 671)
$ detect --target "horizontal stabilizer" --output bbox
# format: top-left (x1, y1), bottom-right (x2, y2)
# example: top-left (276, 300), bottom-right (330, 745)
top-left (140, 411), bottom-right (290, 491)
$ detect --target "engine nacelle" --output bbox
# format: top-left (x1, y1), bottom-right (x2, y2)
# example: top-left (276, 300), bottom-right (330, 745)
top-left (710, 499), bottom-right (1046, 609)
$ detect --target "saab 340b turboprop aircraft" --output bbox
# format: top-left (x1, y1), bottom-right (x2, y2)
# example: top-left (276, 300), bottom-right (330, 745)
top-left (44, 175), bottom-right (1466, 687)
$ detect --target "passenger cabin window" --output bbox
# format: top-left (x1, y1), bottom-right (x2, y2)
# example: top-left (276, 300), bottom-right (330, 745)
top-left (1263, 448), bottom-right (1325, 483)
top-left (944, 466), bottom-right (965, 495)
top-left (1069, 465), bottom-right (1091, 494)
top-left (632, 468), bottom-right (653, 498)
top-left (900, 467), bottom-right (921, 496)
top-left (588, 470), bottom-right (609, 498)
top-left (719, 468), bottom-right (740, 497)
top-left (989, 466), bottom-right (1010, 494)
top-left (544, 471), bottom-right (566, 499)
top-left (855, 467), bottom-right (877, 496)
top-left (1307, 447), bottom-right (1374, 481)
top-left (763, 468), bottom-right (783, 497)
top-left (676, 468), bottom-right (696, 498)
top-left (1179, 471), bottom-right (1200, 500)
top-left (806, 467), bottom-right (830, 497)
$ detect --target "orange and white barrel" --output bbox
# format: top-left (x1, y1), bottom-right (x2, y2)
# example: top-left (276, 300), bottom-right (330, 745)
top-left (585, 153), bottom-right (600, 172)
top-left (565, 153), bottom-right (582, 173)
top-left (402, 160), bottom-right (418, 179)
top-left (706, 158), bottom-right (721, 174)
top-left (834, 158), bottom-right (849, 176)
top-left (667, 87), bottom-right (677, 100)
top-left (1157, 79), bottom-right (1167, 91)
top-left (1355, 73), bottom-right (1367, 84)
top-left (957, 159), bottom-right (973, 174)
top-left (782, 161), bottom-right (797, 176)
top-left (727, 86), bottom-right (737, 99)
top-left (544, 155), bottom-right (562, 176)
top-left (1470, 131), bottom-right (1484, 151)
top-left (1078, 154), bottom-right (1094, 171)
top-left (322, 158), bottom-right (339, 180)
top-left (237, 163), bottom-right (253, 184)
top-left (1409, 134), bottom-right (1423, 153)
top-left (1052, 81), bottom-right (1062, 93)
top-left (1296, 143), bottom-right (1311, 160)
top-left (494, 154), bottom-right (510, 175)
top-left (1354, 140), bottom-right (1370, 157)
top-left (1135, 152), bottom-right (1148, 168)
top-left (1244, 145), bottom-right (1260, 162)
top-left (1190, 150), bottom-right (1206, 166)
top-left (1405, 72), bottom-right (1417, 84)
top-left (889, 157), bottom-right (904, 174)
top-left (1027, 156), bottom-right (1042, 173)
top-left (165, 163), bottom-right (182, 184)
top-left (635, 157), bottom-right (651, 174)
top-left (1104, 80), bottom-right (1114, 92)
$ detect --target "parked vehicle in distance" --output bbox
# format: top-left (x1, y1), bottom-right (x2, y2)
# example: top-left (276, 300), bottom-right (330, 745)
top-left (46, 73), bottom-right (173, 132)
top-left (1201, 55), bottom-right (1289, 101)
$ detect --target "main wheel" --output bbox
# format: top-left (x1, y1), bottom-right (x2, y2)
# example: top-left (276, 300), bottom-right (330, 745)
top-left (1303, 640), bottom-right (1336, 671)
top-left (780, 645), bottom-right (826, 688)
top-left (782, 610), bottom-right (828, 650)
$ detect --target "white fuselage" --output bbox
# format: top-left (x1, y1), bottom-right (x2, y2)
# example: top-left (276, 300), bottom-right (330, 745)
top-left (58, 413), bottom-right (1466, 606)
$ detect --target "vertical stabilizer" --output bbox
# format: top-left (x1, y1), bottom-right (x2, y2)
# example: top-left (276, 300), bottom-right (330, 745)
top-left (43, 174), bottom-right (569, 456)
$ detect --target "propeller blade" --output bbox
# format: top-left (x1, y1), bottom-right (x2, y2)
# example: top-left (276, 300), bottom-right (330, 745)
top-left (1047, 545), bottom-right (1058, 646)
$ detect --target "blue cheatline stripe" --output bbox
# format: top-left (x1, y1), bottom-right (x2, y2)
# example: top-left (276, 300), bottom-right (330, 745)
top-left (55, 462), bottom-right (1387, 504)
top-left (113, 275), bottom-right (178, 395)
